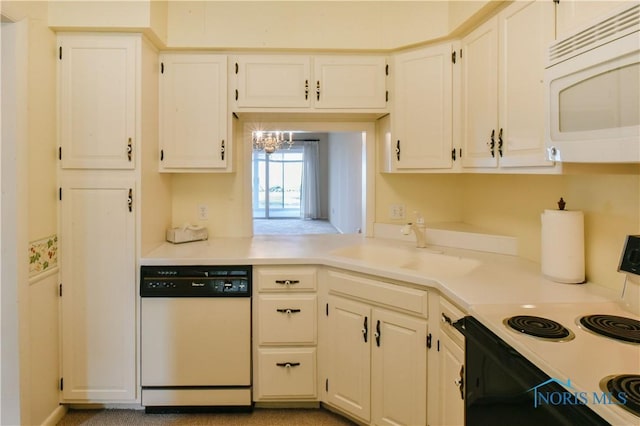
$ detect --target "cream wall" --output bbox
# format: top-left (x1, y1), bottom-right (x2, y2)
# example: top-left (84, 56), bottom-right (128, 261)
top-left (166, 1), bottom-right (452, 50)
top-left (1, 2), bottom-right (59, 425)
top-left (3, 1), bottom-right (57, 242)
top-left (373, 167), bottom-right (640, 291)
top-left (459, 168), bottom-right (640, 289)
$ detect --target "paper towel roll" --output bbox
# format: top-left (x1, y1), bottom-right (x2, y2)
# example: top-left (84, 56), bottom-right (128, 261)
top-left (541, 209), bottom-right (585, 283)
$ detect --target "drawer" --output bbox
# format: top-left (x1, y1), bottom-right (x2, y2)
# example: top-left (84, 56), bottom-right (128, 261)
top-left (255, 266), bottom-right (317, 291)
top-left (327, 269), bottom-right (428, 317)
top-left (257, 294), bottom-right (317, 345)
top-left (440, 298), bottom-right (465, 346)
top-left (255, 348), bottom-right (317, 400)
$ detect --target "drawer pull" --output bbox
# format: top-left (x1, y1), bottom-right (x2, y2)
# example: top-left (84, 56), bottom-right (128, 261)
top-left (441, 313), bottom-right (452, 325)
top-left (274, 280), bottom-right (300, 286)
top-left (276, 362), bottom-right (301, 368)
top-left (276, 308), bottom-right (301, 314)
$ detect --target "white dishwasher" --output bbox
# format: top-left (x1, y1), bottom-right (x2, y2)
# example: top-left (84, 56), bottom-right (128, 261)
top-left (140, 265), bottom-right (252, 412)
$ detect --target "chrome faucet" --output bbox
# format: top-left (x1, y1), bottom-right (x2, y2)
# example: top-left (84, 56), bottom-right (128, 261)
top-left (401, 212), bottom-right (427, 248)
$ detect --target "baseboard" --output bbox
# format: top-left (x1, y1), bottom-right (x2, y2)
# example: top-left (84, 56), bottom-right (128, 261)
top-left (42, 405), bottom-right (67, 426)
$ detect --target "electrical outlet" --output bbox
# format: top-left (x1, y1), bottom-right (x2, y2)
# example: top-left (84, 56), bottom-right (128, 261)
top-left (197, 204), bottom-right (209, 220)
top-left (389, 204), bottom-right (405, 220)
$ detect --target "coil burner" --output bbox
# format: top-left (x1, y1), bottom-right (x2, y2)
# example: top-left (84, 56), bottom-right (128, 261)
top-left (600, 374), bottom-right (640, 418)
top-left (504, 315), bottom-right (575, 342)
top-left (578, 315), bottom-right (640, 344)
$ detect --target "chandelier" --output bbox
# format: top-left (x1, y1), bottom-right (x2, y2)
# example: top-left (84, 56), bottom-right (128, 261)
top-left (253, 131), bottom-right (294, 154)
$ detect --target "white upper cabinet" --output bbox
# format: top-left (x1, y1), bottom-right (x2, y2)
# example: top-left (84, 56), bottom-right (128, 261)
top-left (462, 0), bottom-right (556, 170)
top-left (233, 55), bottom-right (388, 111)
top-left (58, 34), bottom-right (138, 169)
top-left (159, 53), bottom-right (229, 171)
top-left (555, 0), bottom-right (630, 40)
top-left (313, 56), bottom-right (387, 109)
top-left (235, 55), bottom-right (312, 108)
top-left (391, 43), bottom-right (454, 170)
top-left (461, 17), bottom-right (498, 168)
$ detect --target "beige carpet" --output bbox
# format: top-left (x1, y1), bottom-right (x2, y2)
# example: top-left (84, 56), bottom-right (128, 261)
top-left (57, 407), bottom-right (357, 425)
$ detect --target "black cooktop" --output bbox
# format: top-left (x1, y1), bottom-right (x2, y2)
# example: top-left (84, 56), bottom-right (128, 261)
top-left (601, 374), bottom-right (640, 418)
top-left (579, 314), bottom-right (640, 344)
top-left (504, 315), bottom-right (575, 341)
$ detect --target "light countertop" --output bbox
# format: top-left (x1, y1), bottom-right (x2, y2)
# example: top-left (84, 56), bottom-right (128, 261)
top-left (141, 234), bottom-right (639, 425)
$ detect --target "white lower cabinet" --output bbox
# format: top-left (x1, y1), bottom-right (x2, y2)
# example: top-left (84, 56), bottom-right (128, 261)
top-left (253, 266), bottom-right (318, 402)
top-left (324, 270), bottom-right (428, 425)
top-left (437, 298), bottom-right (465, 426)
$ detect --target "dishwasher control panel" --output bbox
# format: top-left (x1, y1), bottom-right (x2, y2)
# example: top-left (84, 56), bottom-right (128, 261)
top-left (140, 265), bottom-right (251, 297)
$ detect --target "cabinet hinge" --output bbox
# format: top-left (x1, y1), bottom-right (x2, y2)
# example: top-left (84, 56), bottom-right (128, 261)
top-left (426, 333), bottom-right (432, 349)
top-left (60, 378), bottom-right (64, 391)
top-left (437, 339), bottom-right (440, 352)
top-left (459, 148), bottom-right (462, 158)
top-left (385, 64), bottom-right (389, 76)
top-left (235, 89), bottom-right (239, 101)
top-left (59, 188), bottom-right (62, 201)
top-left (451, 50), bottom-right (457, 64)
top-left (325, 378), bottom-right (329, 392)
top-left (160, 149), bottom-right (164, 161)
top-left (59, 46), bottom-right (62, 60)
top-left (325, 303), bottom-right (329, 317)
top-left (160, 62), bottom-right (164, 74)
top-left (235, 62), bottom-right (239, 74)
top-left (385, 90), bottom-right (389, 103)
top-left (58, 147), bottom-right (62, 161)
top-left (221, 140), bottom-right (225, 161)
top-left (128, 189), bottom-right (133, 212)
top-left (59, 284), bottom-right (62, 297)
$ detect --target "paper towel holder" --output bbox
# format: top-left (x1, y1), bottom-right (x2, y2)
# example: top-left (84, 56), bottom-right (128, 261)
top-left (557, 197), bottom-right (566, 210)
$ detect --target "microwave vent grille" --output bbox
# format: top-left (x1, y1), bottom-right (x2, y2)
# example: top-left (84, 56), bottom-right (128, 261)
top-left (549, 4), bottom-right (639, 66)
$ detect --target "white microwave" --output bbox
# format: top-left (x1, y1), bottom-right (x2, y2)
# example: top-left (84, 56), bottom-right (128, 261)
top-left (545, 4), bottom-right (640, 163)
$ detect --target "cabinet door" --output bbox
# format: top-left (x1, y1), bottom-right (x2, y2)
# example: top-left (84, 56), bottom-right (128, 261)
top-left (314, 56), bottom-right (387, 109)
top-left (461, 17), bottom-right (499, 168)
top-left (326, 296), bottom-right (371, 423)
top-left (58, 34), bottom-right (137, 169)
top-left (235, 55), bottom-right (311, 108)
top-left (159, 54), bottom-right (228, 170)
top-left (439, 331), bottom-right (465, 426)
top-left (59, 177), bottom-right (136, 401)
top-left (498, 0), bottom-right (555, 168)
top-left (372, 309), bottom-right (427, 426)
top-left (393, 44), bottom-right (453, 170)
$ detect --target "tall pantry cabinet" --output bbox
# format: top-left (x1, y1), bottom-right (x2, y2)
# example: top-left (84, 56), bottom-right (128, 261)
top-left (57, 33), bottom-right (155, 402)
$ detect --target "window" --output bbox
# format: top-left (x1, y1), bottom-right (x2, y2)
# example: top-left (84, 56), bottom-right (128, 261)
top-left (252, 147), bottom-right (304, 218)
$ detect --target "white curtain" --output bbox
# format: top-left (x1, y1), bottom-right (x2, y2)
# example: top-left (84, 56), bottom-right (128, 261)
top-left (300, 141), bottom-right (321, 219)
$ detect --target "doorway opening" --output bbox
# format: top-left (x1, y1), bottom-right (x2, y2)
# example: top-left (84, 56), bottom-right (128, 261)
top-left (244, 122), bottom-right (374, 237)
